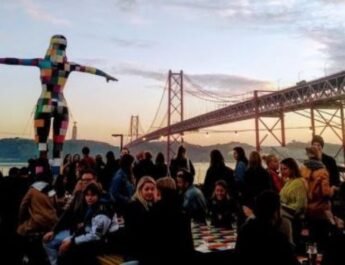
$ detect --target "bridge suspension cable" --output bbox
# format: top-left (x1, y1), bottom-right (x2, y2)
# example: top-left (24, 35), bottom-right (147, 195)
top-left (147, 78), bottom-right (169, 133)
top-left (183, 74), bottom-right (254, 104)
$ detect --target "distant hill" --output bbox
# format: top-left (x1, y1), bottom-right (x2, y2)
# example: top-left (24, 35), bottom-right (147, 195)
top-left (108, 140), bottom-right (345, 164)
top-left (0, 138), bottom-right (119, 162)
top-left (0, 138), bottom-right (343, 164)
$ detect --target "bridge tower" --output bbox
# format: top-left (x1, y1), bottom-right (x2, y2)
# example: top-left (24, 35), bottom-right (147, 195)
top-left (129, 115), bottom-right (139, 143)
top-left (167, 70), bottom-right (184, 162)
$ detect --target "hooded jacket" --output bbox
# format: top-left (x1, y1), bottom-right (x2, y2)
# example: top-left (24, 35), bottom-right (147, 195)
top-left (300, 159), bottom-right (332, 220)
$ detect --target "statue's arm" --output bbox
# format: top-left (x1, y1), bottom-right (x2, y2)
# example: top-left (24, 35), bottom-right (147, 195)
top-left (0, 58), bottom-right (40, 66)
top-left (70, 63), bottom-right (118, 82)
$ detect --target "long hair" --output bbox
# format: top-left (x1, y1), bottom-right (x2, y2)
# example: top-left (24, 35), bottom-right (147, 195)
top-left (211, 179), bottom-right (230, 200)
top-left (156, 177), bottom-right (176, 191)
top-left (248, 151), bottom-right (262, 168)
top-left (210, 149), bottom-right (225, 168)
top-left (176, 145), bottom-right (186, 160)
top-left (280, 157), bottom-right (302, 179)
top-left (133, 176), bottom-right (156, 210)
top-left (155, 152), bottom-right (165, 165)
top-left (84, 182), bottom-right (102, 198)
top-left (233, 146), bottom-right (248, 165)
top-left (156, 177), bottom-right (177, 202)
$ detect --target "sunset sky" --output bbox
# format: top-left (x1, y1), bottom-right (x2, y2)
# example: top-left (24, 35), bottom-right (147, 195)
top-left (1, 0), bottom-right (345, 148)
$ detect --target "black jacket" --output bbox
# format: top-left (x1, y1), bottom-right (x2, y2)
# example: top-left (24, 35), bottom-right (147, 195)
top-left (203, 164), bottom-right (235, 199)
top-left (235, 218), bottom-right (300, 265)
top-left (322, 153), bottom-right (340, 187)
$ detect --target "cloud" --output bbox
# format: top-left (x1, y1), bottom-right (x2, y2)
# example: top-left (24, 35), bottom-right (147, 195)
top-left (303, 26), bottom-right (345, 72)
top-left (110, 38), bottom-right (155, 48)
top-left (112, 0), bottom-right (151, 25)
top-left (149, 0), bottom-right (303, 27)
top-left (114, 64), bottom-right (166, 81)
top-left (75, 58), bottom-right (108, 66)
top-left (113, 0), bottom-right (138, 12)
top-left (318, 0), bottom-right (345, 4)
top-left (20, 0), bottom-right (70, 26)
top-left (115, 64), bottom-right (271, 95)
top-left (185, 73), bottom-right (272, 95)
top-left (112, 1), bottom-right (345, 79)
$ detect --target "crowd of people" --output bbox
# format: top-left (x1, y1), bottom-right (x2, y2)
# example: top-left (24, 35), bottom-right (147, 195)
top-left (0, 135), bottom-right (345, 265)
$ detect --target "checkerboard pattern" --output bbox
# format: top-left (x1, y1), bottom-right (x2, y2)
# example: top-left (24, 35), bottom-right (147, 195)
top-left (192, 223), bottom-right (237, 253)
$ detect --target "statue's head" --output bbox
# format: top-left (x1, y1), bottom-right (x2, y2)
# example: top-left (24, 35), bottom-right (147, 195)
top-left (45, 35), bottom-right (68, 63)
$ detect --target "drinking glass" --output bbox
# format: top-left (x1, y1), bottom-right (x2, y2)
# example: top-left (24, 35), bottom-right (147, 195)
top-left (306, 242), bottom-right (317, 265)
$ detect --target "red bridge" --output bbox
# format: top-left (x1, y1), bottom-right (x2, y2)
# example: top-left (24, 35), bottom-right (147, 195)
top-left (125, 70), bottom-right (345, 162)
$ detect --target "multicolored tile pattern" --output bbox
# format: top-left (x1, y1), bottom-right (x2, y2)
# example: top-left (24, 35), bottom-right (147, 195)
top-left (0, 35), bottom-right (117, 174)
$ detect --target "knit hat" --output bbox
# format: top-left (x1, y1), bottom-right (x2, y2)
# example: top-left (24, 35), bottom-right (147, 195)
top-left (311, 135), bottom-right (324, 148)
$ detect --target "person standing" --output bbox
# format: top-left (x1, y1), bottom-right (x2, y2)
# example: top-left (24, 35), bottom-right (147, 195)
top-left (232, 146), bottom-right (248, 195)
top-left (169, 145), bottom-right (195, 179)
top-left (301, 146), bottom-right (333, 251)
top-left (311, 135), bottom-right (340, 188)
top-left (263, 154), bottom-right (284, 193)
top-left (203, 149), bottom-right (235, 200)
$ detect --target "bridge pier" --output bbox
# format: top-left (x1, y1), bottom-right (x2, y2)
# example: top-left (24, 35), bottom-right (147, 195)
top-left (254, 90), bottom-right (286, 151)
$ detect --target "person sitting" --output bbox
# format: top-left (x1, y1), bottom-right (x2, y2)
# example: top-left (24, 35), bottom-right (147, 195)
top-left (58, 182), bottom-right (113, 265)
top-left (17, 158), bottom-right (58, 265)
top-left (123, 176), bottom-right (157, 265)
top-left (150, 177), bottom-right (193, 265)
top-left (235, 190), bottom-right (300, 265)
top-left (176, 169), bottom-right (207, 224)
top-left (43, 169), bottom-right (98, 265)
top-left (208, 180), bottom-right (238, 229)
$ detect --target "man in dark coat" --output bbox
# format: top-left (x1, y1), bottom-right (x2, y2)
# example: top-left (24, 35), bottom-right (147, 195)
top-left (312, 135), bottom-right (340, 187)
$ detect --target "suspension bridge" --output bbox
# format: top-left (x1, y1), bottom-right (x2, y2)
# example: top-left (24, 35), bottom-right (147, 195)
top-left (124, 70), bottom-right (345, 163)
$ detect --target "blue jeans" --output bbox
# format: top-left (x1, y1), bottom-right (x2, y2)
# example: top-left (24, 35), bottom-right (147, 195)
top-left (43, 230), bottom-right (71, 265)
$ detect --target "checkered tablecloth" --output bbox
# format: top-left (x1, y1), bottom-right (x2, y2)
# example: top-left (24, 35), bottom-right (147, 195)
top-left (192, 223), bottom-right (237, 253)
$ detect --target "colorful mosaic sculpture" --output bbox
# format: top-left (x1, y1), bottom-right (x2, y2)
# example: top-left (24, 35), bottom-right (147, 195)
top-left (0, 35), bottom-right (117, 175)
